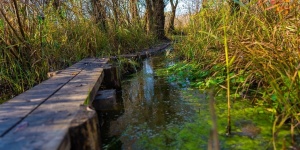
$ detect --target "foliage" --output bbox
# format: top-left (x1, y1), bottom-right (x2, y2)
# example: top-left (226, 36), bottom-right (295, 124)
top-left (0, 1), bottom-right (155, 103)
top-left (173, 0), bottom-right (300, 148)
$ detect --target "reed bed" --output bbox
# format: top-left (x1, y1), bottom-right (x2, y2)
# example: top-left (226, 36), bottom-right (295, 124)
top-left (175, 0), bottom-right (300, 148)
top-left (0, 1), bottom-right (155, 103)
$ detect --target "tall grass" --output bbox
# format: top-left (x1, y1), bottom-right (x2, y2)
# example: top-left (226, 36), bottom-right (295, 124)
top-left (175, 0), bottom-right (300, 148)
top-left (0, 1), bottom-right (155, 103)
top-left (222, 7), bottom-right (232, 135)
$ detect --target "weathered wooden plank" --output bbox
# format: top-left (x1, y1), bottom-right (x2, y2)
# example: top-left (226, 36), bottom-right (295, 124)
top-left (110, 43), bottom-right (171, 61)
top-left (0, 58), bottom-right (96, 137)
top-left (138, 43), bottom-right (171, 58)
top-left (0, 58), bottom-right (108, 150)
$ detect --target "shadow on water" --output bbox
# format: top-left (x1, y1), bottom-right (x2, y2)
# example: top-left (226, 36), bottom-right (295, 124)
top-left (100, 54), bottom-right (298, 149)
top-left (101, 55), bottom-right (205, 149)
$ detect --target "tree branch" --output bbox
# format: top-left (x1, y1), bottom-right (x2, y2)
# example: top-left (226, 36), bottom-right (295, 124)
top-left (12, 0), bottom-right (26, 40)
top-left (0, 7), bottom-right (24, 43)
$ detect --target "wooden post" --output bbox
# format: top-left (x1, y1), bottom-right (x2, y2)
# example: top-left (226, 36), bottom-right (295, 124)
top-left (102, 65), bottom-right (122, 90)
top-left (93, 90), bottom-right (119, 111)
top-left (69, 106), bottom-right (101, 150)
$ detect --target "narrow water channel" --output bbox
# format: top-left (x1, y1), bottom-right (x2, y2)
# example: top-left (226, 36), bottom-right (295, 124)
top-left (101, 53), bottom-right (287, 149)
top-left (101, 55), bottom-right (206, 149)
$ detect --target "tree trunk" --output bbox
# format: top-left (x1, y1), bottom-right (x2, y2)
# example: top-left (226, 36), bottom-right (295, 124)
top-left (145, 0), bottom-right (166, 39)
top-left (153, 0), bottom-right (166, 39)
top-left (92, 0), bottom-right (106, 31)
top-left (168, 9), bottom-right (175, 32)
top-left (130, 0), bottom-right (139, 22)
top-left (168, 0), bottom-right (178, 33)
top-left (145, 0), bottom-right (154, 34)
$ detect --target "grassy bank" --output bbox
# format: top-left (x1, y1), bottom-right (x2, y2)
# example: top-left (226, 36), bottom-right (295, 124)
top-left (0, 2), bottom-right (155, 103)
top-left (172, 0), bottom-right (300, 148)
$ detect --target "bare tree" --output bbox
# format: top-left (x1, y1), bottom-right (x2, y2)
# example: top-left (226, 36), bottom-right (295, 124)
top-left (184, 0), bottom-right (202, 15)
top-left (168, 0), bottom-right (178, 32)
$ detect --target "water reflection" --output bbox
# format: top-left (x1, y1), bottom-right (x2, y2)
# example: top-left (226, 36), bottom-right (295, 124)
top-left (101, 55), bottom-right (294, 150)
top-left (143, 59), bottom-right (154, 103)
top-left (102, 56), bottom-right (202, 149)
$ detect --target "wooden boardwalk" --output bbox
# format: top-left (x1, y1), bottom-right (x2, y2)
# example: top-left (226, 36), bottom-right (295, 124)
top-left (0, 58), bottom-right (108, 149)
top-left (0, 42), bottom-right (171, 149)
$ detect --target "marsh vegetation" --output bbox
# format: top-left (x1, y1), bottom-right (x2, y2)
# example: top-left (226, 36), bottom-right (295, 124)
top-left (1, 0), bottom-right (300, 149)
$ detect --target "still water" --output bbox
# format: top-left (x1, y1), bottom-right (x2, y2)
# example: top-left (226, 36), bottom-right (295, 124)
top-left (101, 55), bottom-right (205, 149)
top-left (101, 54), bottom-right (288, 149)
